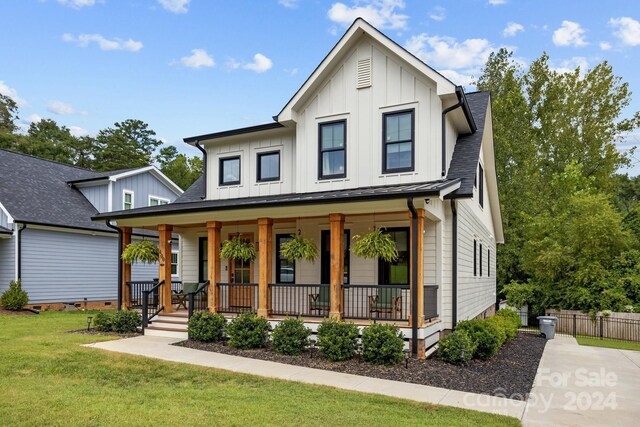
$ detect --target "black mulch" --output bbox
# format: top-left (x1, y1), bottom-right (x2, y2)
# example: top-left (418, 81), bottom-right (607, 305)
top-left (174, 332), bottom-right (546, 400)
top-left (68, 329), bottom-right (141, 338)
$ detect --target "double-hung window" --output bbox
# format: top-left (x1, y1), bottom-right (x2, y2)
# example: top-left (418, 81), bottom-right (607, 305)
top-left (257, 151), bottom-right (280, 182)
top-left (383, 110), bottom-right (414, 173)
top-left (318, 120), bottom-right (346, 179)
top-left (149, 196), bottom-right (169, 206)
top-left (171, 252), bottom-right (179, 276)
top-left (219, 156), bottom-right (241, 186)
top-left (123, 191), bottom-right (134, 210)
top-left (275, 234), bottom-right (295, 283)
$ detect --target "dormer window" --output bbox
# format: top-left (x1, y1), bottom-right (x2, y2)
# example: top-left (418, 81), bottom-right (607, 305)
top-left (123, 190), bottom-right (134, 210)
top-left (219, 156), bottom-right (241, 186)
top-left (318, 120), bottom-right (346, 179)
top-left (383, 110), bottom-right (414, 173)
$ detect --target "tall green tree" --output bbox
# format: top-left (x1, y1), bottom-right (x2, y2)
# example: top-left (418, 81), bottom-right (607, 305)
top-left (156, 145), bottom-right (203, 190)
top-left (22, 119), bottom-right (76, 164)
top-left (93, 119), bottom-right (161, 171)
top-left (0, 93), bottom-right (19, 134)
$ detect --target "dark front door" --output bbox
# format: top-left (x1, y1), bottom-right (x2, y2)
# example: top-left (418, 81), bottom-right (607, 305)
top-left (320, 229), bottom-right (350, 285)
top-left (378, 228), bottom-right (409, 285)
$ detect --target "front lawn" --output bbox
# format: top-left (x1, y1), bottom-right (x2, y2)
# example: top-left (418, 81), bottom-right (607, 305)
top-left (576, 336), bottom-right (640, 352)
top-left (0, 311), bottom-right (520, 426)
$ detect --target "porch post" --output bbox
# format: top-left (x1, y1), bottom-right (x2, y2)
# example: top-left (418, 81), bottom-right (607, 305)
top-left (329, 213), bottom-right (345, 319)
top-left (158, 224), bottom-right (173, 313)
top-left (206, 221), bottom-right (222, 313)
top-left (409, 209), bottom-right (426, 327)
top-left (121, 227), bottom-right (132, 310)
top-left (257, 218), bottom-right (273, 318)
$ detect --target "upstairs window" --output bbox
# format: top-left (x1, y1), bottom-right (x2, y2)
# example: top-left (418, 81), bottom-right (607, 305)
top-left (219, 156), bottom-right (241, 186)
top-left (123, 191), bottom-right (134, 210)
top-left (149, 196), bottom-right (169, 206)
top-left (319, 120), bottom-right (346, 179)
top-left (473, 239), bottom-right (477, 276)
top-left (478, 163), bottom-right (484, 208)
top-left (383, 110), bottom-right (414, 173)
top-left (257, 151), bottom-right (280, 182)
top-left (479, 243), bottom-right (483, 277)
top-left (488, 249), bottom-right (491, 277)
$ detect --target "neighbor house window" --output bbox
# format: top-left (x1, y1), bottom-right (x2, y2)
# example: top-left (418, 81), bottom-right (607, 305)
top-left (473, 239), bottom-right (477, 277)
top-left (383, 110), bottom-right (414, 173)
top-left (257, 151), bottom-right (280, 182)
top-left (479, 243), bottom-right (483, 277)
top-left (149, 196), bottom-right (169, 206)
top-left (275, 234), bottom-right (295, 283)
top-left (171, 252), bottom-right (179, 276)
top-left (318, 120), bottom-right (346, 179)
top-left (478, 163), bottom-right (484, 208)
top-left (123, 191), bottom-right (134, 210)
top-left (219, 156), bottom-right (241, 186)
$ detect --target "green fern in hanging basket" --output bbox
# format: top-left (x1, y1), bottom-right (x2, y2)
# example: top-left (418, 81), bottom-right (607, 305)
top-left (351, 228), bottom-right (398, 262)
top-left (221, 236), bottom-right (257, 262)
top-left (121, 240), bottom-right (160, 264)
top-left (280, 234), bottom-right (318, 262)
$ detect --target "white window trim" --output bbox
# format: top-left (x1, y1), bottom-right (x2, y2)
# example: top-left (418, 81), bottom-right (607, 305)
top-left (171, 250), bottom-right (180, 278)
top-left (148, 195), bottom-right (170, 207)
top-left (123, 190), bottom-right (134, 210)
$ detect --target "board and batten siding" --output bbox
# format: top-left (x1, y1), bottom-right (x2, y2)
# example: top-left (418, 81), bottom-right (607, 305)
top-left (77, 184), bottom-right (109, 213)
top-left (0, 208), bottom-right (10, 229)
top-left (113, 173), bottom-right (178, 211)
top-left (0, 234), bottom-right (15, 293)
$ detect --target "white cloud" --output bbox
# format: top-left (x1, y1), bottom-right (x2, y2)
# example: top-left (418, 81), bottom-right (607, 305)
top-left (551, 56), bottom-right (589, 75)
top-left (609, 17), bottom-right (640, 46)
top-left (429, 6), bottom-right (445, 22)
top-left (600, 41), bottom-right (612, 51)
top-left (0, 81), bottom-right (28, 107)
top-left (278, 0), bottom-right (299, 8)
top-left (439, 69), bottom-right (476, 87)
top-left (405, 34), bottom-right (495, 69)
top-left (158, 0), bottom-right (190, 14)
top-left (179, 49), bottom-right (215, 68)
top-left (68, 126), bottom-right (91, 137)
top-left (57, 0), bottom-right (96, 8)
top-left (47, 100), bottom-right (87, 116)
top-left (488, 0), bottom-right (507, 5)
top-left (552, 20), bottom-right (587, 47)
top-left (503, 22), bottom-right (524, 37)
top-left (242, 53), bottom-right (273, 73)
top-left (26, 114), bottom-right (42, 124)
top-left (327, 0), bottom-right (408, 30)
top-left (62, 33), bottom-right (143, 51)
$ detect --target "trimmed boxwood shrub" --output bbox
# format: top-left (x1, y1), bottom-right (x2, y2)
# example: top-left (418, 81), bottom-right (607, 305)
top-left (226, 313), bottom-right (271, 349)
top-left (487, 316), bottom-right (514, 343)
top-left (496, 309), bottom-right (522, 331)
top-left (437, 330), bottom-right (476, 365)
top-left (361, 323), bottom-right (405, 365)
top-left (93, 311), bottom-right (113, 332)
top-left (316, 318), bottom-right (359, 361)
top-left (1, 280), bottom-right (28, 310)
top-left (271, 317), bottom-right (311, 355)
top-left (456, 319), bottom-right (503, 360)
top-left (93, 310), bottom-right (140, 333)
top-left (188, 312), bottom-right (226, 342)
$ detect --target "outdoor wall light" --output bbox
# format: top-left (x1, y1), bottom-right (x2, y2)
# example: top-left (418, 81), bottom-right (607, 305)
top-left (87, 316), bottom-right (93, 331)
top-left (403, 348), bottom-right (410, 368)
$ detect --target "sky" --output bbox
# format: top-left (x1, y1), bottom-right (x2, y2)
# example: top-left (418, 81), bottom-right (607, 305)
top-left (1, 0), bottom-right (639, 172)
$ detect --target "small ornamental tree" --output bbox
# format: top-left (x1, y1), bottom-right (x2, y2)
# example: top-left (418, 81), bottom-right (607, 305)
top-left (121, 241), bottom-right (160, 264)
top-left (351, 228), bottom-right (398, 262)
top-left (0, 280), bottom-right (29, 310)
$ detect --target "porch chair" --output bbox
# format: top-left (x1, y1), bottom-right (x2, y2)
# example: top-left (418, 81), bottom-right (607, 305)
top-left (309, 287), bottom-right (330, 315)
top-left (368, 288), bottom-right (402, 319)
top-left (172, 282), bottom-right (199, 311)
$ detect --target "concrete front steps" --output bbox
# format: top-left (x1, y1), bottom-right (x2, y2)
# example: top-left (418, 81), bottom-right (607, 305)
top-left (144, 312), bottom-right (188, 339)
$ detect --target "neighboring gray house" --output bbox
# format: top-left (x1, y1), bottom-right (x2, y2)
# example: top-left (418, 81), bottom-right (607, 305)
top-left (0, 149), bottom-right (183, 309)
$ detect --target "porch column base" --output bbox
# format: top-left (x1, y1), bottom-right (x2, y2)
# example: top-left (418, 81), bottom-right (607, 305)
top-left (257, 308), bottom-right (269, 318)
top-left (409, 338), bottom-right (426, 359)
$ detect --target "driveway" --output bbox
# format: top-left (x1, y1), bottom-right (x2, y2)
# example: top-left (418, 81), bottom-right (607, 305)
top-left (523, 335), bottom-right (640, 426)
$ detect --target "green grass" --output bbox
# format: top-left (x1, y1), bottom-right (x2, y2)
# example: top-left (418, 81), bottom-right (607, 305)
top-left (0, 312), bottom-right (520, 427)
top-left (576, 336), bottom-right (640, 352)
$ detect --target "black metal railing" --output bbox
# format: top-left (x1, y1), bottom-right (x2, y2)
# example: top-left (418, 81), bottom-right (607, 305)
top-left (343, 284), bottom-right (410, 321)
top-left (141, 280), bottom-right (164, 332)
top-left (270, 283), bottom-right (331, 317)
top-left (128, 280), bottom-right (158, 309)
top-left (187, 281), bottom-right (209, 319)
top-left (171, 280), bottom-right (183, 293)
top-left (424, 285), bottom-right (439, 320)
top-left (217, 283), bottom-right (258, 314)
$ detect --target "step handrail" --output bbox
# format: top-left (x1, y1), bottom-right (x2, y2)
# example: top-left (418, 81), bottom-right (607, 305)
top-left (187, 280), bottom-right (210, 319)
top-left (141, 280), bottom-right (165, 333)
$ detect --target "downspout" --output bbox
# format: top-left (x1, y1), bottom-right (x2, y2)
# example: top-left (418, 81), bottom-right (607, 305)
top-left (105, 220), bottom-right (123, 311)
top-left (441, 86), bottom-right (465, 177)
top-left (194, 140), bottom-right (207, 200)
top-left (17, 223), bottom-right (26, 280)
top-left (450, 200), bottom-right (458, 328)
top-left (407, 197), bottom-right (419, 358)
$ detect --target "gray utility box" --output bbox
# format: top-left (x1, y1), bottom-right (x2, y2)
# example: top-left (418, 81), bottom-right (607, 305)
top-left (537, 316), bottom-right (558, 339)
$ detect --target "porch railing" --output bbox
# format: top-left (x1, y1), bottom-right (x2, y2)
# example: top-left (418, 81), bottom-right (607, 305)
top-left (424, 285), bottom-right (439, 320)
top-left (270, 283), bottom-right (330, 317)
top-left (127, 280), bottom-right (182, 309)
top-left (141, 280), bottom-right (164, 332)
top-left (217, 283), bottom-right (258, 314)
top-left (187, 281), bottom-right (209, 318)
top-left (343, 284), bottom-right (410, 321)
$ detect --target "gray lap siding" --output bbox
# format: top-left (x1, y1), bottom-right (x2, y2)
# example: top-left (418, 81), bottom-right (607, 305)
top-left (0, 235), bottom-right (15, 293)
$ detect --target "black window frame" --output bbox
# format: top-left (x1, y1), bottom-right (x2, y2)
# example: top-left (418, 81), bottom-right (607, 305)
top-left (473, 239), bottom-right (477, 277)
top-left (478, 163), bottom-right (484, 208)
top-left (479, 243), bottom-right (483, 277)
top-left (275, 234), bottom-right (295, 284)
top-left (198, 237), bottom-right (208, 283)
top-left (382, 109), bottom-right (415, 174)
top-left (318, 119), bottom-right (347, 180)
top-left (487, 249), bottom-right (491, 277)
top-left (219, 155), bottom-right (241, 186)
top-left (256, 150), bottom-right (281, 183)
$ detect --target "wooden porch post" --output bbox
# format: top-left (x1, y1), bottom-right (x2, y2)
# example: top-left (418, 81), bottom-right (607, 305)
top-left (206, 221), bottom-right (222, 313)
top-left (121, 227), bottom-right (132, 310)
top-left (158, 224), bottom-right (173, 313)
top-left (257, 218), bottom-right (273, 318)
top-left (329, 214), bottom-right (345, 319)
top-left (409, 209), bottom-right (426, 328)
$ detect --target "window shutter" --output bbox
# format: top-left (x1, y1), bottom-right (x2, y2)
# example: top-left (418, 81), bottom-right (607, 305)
top-left (356, 58), bottom-right (372, 89)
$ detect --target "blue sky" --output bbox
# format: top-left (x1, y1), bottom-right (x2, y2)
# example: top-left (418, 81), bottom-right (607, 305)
top-left (1, 0), bottom-right (639, 172)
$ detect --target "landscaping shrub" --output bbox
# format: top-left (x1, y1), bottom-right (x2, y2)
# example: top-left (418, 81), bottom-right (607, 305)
top-left (437, 330), bottom-right (476, 365)
top-left (456, 319), bottom-right (503, 360)
top-left (111, 310), bottom-right (141, 333)
top-left (93, 311), bottom-right (113, 332)
top-left (496, 309), bottom-right (522, 330)
top-left (485, 316), bottom-right (509, 344)
top-left (188, 312), bottom-right (226, 342)
top-left (226, 313), bottom-right (271, 349)
top-left (1, 280), bottom-right (28, 310)
top-left (316, 318), bottom-right (359, 361)
top-left (271, 317), bottom-right (311, 355)
top-left (361, 323), bottom-right (405, 365)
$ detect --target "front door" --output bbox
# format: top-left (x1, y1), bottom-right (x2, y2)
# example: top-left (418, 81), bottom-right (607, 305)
top-left (228, 233), bottom-right (255, 311)
top-left (378, 228), bottom-right (410, 285)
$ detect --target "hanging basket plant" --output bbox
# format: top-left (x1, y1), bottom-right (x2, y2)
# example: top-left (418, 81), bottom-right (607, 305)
top-left (221, 235), bottom-right (257, 262)
top-left (351, 228), bottom-right (398, 262)
top-left (121, 240), bottom-right (160, 264)
top-left (280, 234), bottom-right (318, 262)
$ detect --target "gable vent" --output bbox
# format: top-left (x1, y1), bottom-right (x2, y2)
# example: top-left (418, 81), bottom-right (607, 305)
top-left (357, 58), bottom-right (372, 89)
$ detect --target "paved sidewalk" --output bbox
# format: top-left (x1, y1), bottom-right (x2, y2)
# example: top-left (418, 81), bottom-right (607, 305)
top-left (523, 336), bottom-right (640, 427)
top-left (85, 335), bottom-right (526, 419)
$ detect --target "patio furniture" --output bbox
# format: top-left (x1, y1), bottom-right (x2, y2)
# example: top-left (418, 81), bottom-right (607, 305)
top-left (309, 287), bottom-right (330, 314)
top-left (172, 282), bottom-right (199, 310)
top-left (368, 287), bottom-right (402, 319)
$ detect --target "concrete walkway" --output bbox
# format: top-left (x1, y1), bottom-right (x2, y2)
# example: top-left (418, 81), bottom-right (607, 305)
top-left (85, 335), bottom-right (526, 419)
top-left (523, 335), bottom-right (640, 427)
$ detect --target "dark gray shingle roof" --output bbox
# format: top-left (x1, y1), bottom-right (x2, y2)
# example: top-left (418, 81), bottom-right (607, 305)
top-left (174, 176), bottom-right (204, 204)
top-left (446, 91), bottom-right (490, 197)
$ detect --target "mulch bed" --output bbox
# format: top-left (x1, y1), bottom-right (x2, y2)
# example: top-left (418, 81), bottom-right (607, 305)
top-left (0, 308), bottom-right (38, 316)
top-left (175, 332), bottom-right (546, 400)
top-left (68, 329), bottom-right (141, 338)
